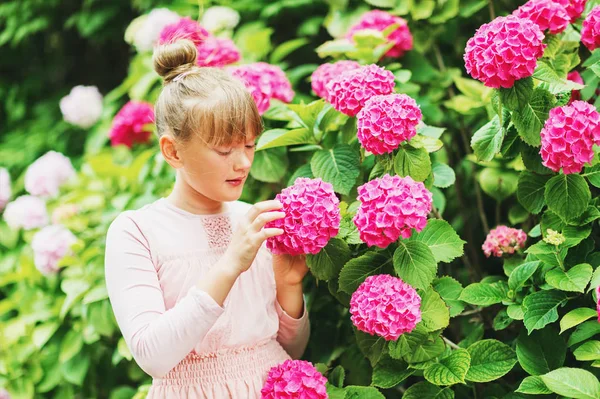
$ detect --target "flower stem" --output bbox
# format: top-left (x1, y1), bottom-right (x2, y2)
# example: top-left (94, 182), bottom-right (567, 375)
top-left (442, 336), bottom-right (461, 350)
top-left (488, 0), bottom-right (496, 20)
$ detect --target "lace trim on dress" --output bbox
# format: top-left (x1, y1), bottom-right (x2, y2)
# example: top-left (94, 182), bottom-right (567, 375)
top-left (200, 216), bottom-right (232, 249)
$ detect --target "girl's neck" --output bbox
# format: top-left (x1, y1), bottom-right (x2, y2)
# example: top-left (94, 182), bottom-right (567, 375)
top-left (166, 176), bottom-right (226, 216)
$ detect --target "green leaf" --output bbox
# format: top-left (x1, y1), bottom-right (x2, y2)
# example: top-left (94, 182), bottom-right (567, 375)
top-left (339, 250), bottom-right (394, 294)
top-left (355, 330), bottom-right (386, 366)
top-left (516, 376), bottom-right (553, 394)
top-left (561, 308), bottom-right (598, 334)
top-left (256, 128), bottom-right (313, 151)
top-left (493, 308), bottom-right (513, 331)
top-left (409, 135), bottom-right (444, 153)
top-left (345, 386), bottom-right (385, 399)
top-left (402, 381), bottom-right (455, 399)
top-left (372, 356), bottom-right (414, 388)
top-left (516, 328), bottom-right (566, 376)
top-left (471, 116), bottom-right (503, 162)
top-left (389, 325), bottom-right (445, 363)
top-left (523, 290), bottom-right (568, 334)
top-left (411, 219), bottom-right (465, 263)
top-left (250, 147), bottom-right (288, 183)
top-left (269, 38), bottom-right (309, 64)
top-left (512, 88), bottom-right (555, 147)
top-left (424, 349), bottom-right (470, 386)
top-left (584, 164), bottom-right (600, 188)
top-left (574, 340), bottom-right (600, 361)
top-left (568, 321), bottom-right (600, 347)
top-left (508, 261), bottom-right (540, 291)
top-left (545, 173), bottom-right (591, 222)
top-left (33, 322), bottom-right (59, 349)
top-left (394, 145), bottom-right (432, 182)
top-left (61, 351), bottom-right (90, 386)
top-left (507, 304), bottom-right (525, 320)
top-left (479, 168), bottom-right (519, 202)
top-left (517, 172), bottom-right (550, 214)
top-left (459, 282), bottom-right (507, 306)
top-left (420, 286), bottom-right (450, 332)
top-left (306, 238), bottom-right (351, 281)
top-left (465, 339), bottom-right (517, 382)
top-left (546, 263), bottom-right (593, 293)
top-left (432, 277), bottom-right (465, 317)
top-left (311, 144), bottom-right (360, 195)
top-left (393, 241), bottom-right (438, 290)
top-left (500, 77), bottom-right (533, 111)
top-left (540, 367), bottom-right (600, 399)
top-left (432, 162), bottom-right (456, 188)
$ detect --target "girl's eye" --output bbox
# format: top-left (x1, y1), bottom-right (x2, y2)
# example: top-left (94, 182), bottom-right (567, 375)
top-left (246, 143), bottom-right (256, 149)
top-left (216, 149), bottom-right (232, 156)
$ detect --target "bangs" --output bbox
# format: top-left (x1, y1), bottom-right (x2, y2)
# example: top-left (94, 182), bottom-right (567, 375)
top-left (182, 83), bottom-right (263, 147)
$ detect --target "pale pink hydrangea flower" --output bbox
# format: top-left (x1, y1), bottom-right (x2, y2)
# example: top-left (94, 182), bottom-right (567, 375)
top-left (31, 225), bottom-right (77, 276)
top-left (51, 204), bottom-right (79, 225)
top-left (353, 174), bottom-right (432, 248)
top-left (513, 0), bottom-right (570, 34)
top-left (464, 15), bottom-right (546, 88)
top-left (356, 94), bottom-right (422, 155)
top-left (346, 10), bottom-right (413, 58)
top-left (482, 226), bottom-right (527, 257)
top-left (130, 8), bottom-right (180, 52)
top-left (109, 101), bottom-right (154, 148)
top-left (540, 101), bottom-right (600, 174)
top-left (266, 178), bottom-right (340, 255)
top-left (0, 168), bottom-right (11, 212)
top-left (350, 274), bottom-right (421, 340)
top-left (158, 17), bottom-right (209, 46)
top-left (261, 359), bottom-right (328, 399)
top-left (59, 85), bottom-right (103, 129)
top-left (554, 0), bottom-right (588, 21)
top-left (311, 60), bottom-right (361, 100)
top-left (582, 6), bottom-right (600, 51)
top-left (326, 64), bottom-right (395, 116)
top-left (196, 37), bottom-right (240, 67)
top-left (567, 70), bottom-right (584, 103)
top-left (3, 195), bottom-right (49, 231)
top-left (0, 388), bottom-right (9, 399)
top-left (24, 151), bottom-right (76, 198)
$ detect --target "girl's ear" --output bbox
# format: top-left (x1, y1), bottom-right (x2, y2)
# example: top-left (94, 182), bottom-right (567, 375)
top-left (159, 134), bottom-right (184, 169)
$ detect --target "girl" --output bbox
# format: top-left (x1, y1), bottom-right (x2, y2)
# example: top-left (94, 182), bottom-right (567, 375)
top-left (104, 39), bottom-right (310, 398)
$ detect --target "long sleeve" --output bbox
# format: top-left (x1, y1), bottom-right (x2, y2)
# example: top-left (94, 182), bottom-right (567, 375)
top-left (275, 298), bottom-right (310, 360)
top-left (104, 213), bottom-right (225, 378)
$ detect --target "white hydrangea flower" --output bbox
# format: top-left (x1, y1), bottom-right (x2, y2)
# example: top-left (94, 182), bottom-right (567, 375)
top-left (201, 6), bottom-right (240, 32)
top-left (59, 85), bottom-right (103, 129)
top-left (25, 151), bottom-right (76, 198)
top-left (32, 225), bottom-right (77, 275)
top-left (0, 168), bottom-right (11, 212)
top-left (3, 195), bottom-right (49, 231)
top-left (129, 8), bottom-right (180, 52)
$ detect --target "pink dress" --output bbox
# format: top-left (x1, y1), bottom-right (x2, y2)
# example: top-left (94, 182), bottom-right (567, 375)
top-left (104, 198), bottom-right (310, 398)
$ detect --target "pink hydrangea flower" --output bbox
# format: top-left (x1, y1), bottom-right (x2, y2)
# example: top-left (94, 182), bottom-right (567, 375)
top-left (31, 225), bottom-right (77, 276)
top-left (464, 15), bottom-right (546, 88)
top-left (482, 225), bottom-right (527, 257)
top-left (158, 17), bottom-right (209, 46)
top-left (0, 388), bottom-right (9, 399)
top-left (353, 174), bottom-right (432, 248)
top-left (350, 274), bottom-right (421, 340)
top-left (326, 64), bottom-right (395, 117)
top-left (24, 151), bottom-right (76, 198)
top-left (567, 70), bottom-right (584, 103)
top-left (254, 62), bottom-right (295, 103)
top-left (109, 101), bottom-right (155, 148)
top-left (346, 10), bottom-right (413, 58)
top-left (311, 60), bottom-right (361, 100)
top-left (540, 101), bottom-right (600, 174)
top-left (266, 178), bottom-right (340, 255)
top-left (356, 94), bottom-right (422, 155)
top-left (261, 359), bottom-right (327, 399)
top-left (513, 0), bottom-right (570, 34)
top-left (3, 195), bottom-right (48, 231)
top-left (582, 6), bottom-right (600, 51)
top-left (196, 37), bottom-right (240, 67)
top-left (0, 168), bottom-right (11, 212)
top-left (51, 204), bottom-right (79, 225)
top-left (59, 85), bottom-right (103, 129)
top-left (554, 0), bottom-right (588, 21)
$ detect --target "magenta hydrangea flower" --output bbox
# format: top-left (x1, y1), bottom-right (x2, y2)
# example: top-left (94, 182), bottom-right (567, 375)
top-left (482, 225), bottom-right (527, 257)
top-left (582, 6), bottom-right (600, 51)
top-left (196, 37), bottom-right (240, 67)
top-left (3, 195), bottom-right (48, 231)
top-left (109, 101), bottom-right (154, 148)
top-left (266, 178), bottom-right (340, 256)
top-left (356, 94), bottom-right (422, 155)
top-left (158, 17), bottom-right (209, 45)
top-left (326, 64), bottom-right (395, 117)
top-left (567, 70), bottom-right (584, 103)
top-left (350, 274), bottom-right (421, 340)
top-left (540, 101), bottom-right (600, 174)
top-left (554, 0), bottom-right (588, 21)
top-left (513, 0), bottom-right (570, 34)
top-left (261, 359), bottom-right (328, 399)
top-left (311, 60), bottom-right (361, 100)
top-left (353, 174), bottom-right (432, 248)
top-left (31, 225), bottom-right (77, 276)
top-left (0, 168), bottom-right (11, 212)
top-left (254, 62), bottom-right (295, 103)
top-left (464, 15), bottom-right (546, 88)
top-left (24, 151), bottom-right (76, 198)
top-left (346, 10), bottom-right (413, 58)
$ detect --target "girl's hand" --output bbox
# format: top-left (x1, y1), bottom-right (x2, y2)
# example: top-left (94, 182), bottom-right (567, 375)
top-left (272, 253), bottom-right (309, 287)
top-left (225, 200), bottom-right (285, 276)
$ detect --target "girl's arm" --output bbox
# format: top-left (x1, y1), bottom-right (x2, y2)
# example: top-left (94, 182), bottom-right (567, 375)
top-left (275, 282), bottom-right (310, 360)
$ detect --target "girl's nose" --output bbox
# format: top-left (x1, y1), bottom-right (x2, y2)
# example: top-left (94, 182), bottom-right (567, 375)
top-left (234, 150), bottom-right (252, 171)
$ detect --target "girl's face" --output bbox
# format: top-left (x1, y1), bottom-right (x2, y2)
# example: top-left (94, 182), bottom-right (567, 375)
top-left (177, 133), bottom-right (257, 203)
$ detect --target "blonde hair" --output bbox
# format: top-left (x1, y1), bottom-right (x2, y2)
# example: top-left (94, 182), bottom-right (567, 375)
top-left (152, 39), bottom-right (262, 146)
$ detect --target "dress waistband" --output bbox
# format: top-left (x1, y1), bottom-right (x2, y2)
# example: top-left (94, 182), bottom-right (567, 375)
top-left (153, 339), bottom-right (289, 386)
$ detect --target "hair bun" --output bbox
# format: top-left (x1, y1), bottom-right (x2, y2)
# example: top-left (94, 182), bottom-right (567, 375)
top-left (153, 39), bottom-right (198, 83)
